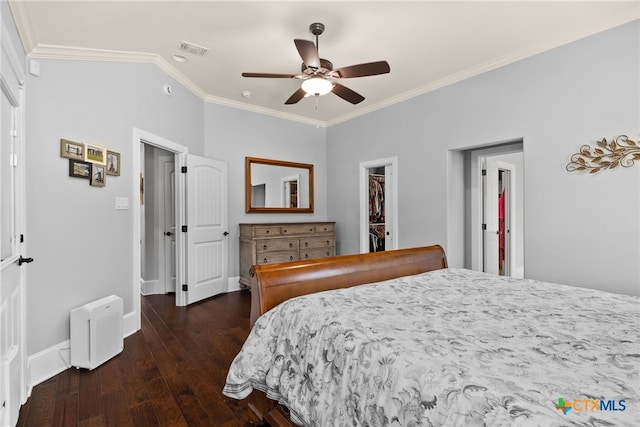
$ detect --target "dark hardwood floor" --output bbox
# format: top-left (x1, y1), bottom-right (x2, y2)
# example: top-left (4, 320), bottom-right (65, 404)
top-left (17, 290), bottom-right (257, 427)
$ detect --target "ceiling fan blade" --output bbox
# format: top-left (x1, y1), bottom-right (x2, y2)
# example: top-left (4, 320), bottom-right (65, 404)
top-left (285, 87), bottom-right (307, 105)
top-left (332, 61), bottom-right (390, 78)
top-left (332, 83), bottom-right (365, 104)
top-left (294, 39), bottom-right (320, 69)
top-left (242, 72), bottom-right (298, 78)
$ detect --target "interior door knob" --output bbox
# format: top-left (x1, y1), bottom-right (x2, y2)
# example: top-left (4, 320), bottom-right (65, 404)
top-left (17, 256), bottom-right (34, 266)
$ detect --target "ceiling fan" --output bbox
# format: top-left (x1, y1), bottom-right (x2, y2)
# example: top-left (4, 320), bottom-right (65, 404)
top-left (242, 22), bottom-right (390, 105)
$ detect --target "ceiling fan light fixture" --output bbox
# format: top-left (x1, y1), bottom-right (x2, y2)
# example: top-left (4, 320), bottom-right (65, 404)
top-left (301, 77), bottom-right (332, 96)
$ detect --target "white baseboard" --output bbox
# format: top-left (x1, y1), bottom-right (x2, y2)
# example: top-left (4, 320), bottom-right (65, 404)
top-left (123, 310), bottom-right (139, 338)
top-left (28, 309), bottom-right (140, 394)
top-left (144, 277), bottom-right (240, 295)
top-left (26, 340), bottom-right (71, 396)
top-left (227, 275), bottom-right (241, 292)
top-left (512, 266), bottom-right (525, 279)
top-left (140, 279), bottom-right (162, 295)
top-left (28, 281), bottom-right (241, 393)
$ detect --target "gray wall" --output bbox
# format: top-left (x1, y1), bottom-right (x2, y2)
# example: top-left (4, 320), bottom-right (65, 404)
top-left (25, 59), bottom-right (205, 354)
top-left (20, 17), bottom-right (640, 363)
top-left (203, 103), bottom-right (328, 277)
top-left (326, 21), bottom-right (639, 296)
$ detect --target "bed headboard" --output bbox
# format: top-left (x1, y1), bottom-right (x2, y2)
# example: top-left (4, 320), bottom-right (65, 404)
top-left (249, 245), bottom-right (448, 326)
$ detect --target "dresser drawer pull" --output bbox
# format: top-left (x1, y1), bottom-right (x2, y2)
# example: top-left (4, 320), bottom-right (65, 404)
top-left (326, 240), bottom-right (330, 245)
top-left (289, 242), bottom-right (293, 248)
top-left (309, 228), bottom-right (313, 232)
top-left (283, 229), bottom-right (287, 233)
top-left (305, 253), bottom-right (309, 258)
top-left (290, 255), bottom-right (294, 261)
top-left (263, 244), bottom-right (268, 250)
top-left (263, 258), bottom-right (268, 263)
top-left (326, 251), bottom-right (331, 256)
top-left (305, 242), bottom-right (309, 246)
top-left (266, 230), bottom-right (270, 234)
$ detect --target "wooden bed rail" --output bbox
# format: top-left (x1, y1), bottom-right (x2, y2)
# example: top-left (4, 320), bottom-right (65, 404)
top-left (249, 245), bottom-right (448, 327)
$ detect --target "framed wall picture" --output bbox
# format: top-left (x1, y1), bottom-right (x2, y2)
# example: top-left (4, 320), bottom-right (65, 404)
top-left (90, 164), bottom-right (106, 187)
top-left (106, 150), bottom-right (120, 176)
top-left (68, 159), bottom-right (91, 179)
top-left (84, 143), bottom-right (107, 165)
top-left (60, 139), bottom-right (84, 160)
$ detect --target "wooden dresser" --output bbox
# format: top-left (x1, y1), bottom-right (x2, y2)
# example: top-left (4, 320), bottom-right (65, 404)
top-left (239, 222), bottom-right (336, 287)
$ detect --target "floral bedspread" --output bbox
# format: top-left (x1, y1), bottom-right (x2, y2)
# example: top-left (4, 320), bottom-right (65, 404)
top-left (223, 268), bottom-right (640, 426)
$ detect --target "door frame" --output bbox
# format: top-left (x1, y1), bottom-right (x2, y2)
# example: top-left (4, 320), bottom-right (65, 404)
top-left (132, 129), bottom-right (188, 332)
top-left (359, 156), bottom-right (398, 253)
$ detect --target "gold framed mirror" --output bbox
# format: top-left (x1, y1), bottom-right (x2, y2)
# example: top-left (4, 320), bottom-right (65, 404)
top-left (245, 157), bottom-right (314, 213)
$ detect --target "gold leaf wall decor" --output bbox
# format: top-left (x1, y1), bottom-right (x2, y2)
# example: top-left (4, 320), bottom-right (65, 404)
top-left (566, 135), bottom-right (640, 173)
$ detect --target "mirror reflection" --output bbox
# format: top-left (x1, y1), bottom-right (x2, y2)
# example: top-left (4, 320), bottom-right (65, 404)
top-left (245, 157), bottom-right (314, 213)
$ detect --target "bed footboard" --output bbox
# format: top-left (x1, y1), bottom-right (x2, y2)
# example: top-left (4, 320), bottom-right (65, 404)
top-left (244, 245), bottom-right (447, 425)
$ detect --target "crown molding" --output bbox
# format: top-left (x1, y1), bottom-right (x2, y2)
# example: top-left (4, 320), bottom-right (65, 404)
top-left (28, 44), bottom-right (209, 99)
top-left (27, 43), bottom-right (325, 127)
top-left (16, 11), bottom-right (639, 129)
top-left (7, 0), bottom-right (36, 53)
top-left (326, 13), bottom-right (640, 127)
top-left (203, 94), bottom-right (325, 128)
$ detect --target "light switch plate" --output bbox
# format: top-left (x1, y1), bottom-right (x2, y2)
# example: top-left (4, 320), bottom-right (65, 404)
top-left (29, 59), bottom-right (41, 76)
top-left (115, 197), bottom-right (129, 210)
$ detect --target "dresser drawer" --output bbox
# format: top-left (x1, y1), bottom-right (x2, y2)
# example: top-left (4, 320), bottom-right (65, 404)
top-left (281, 224), bottom-right (316, 235)
top-left (300, 236), bottom-right (334, 249)
top-left (300, 247), bottom-right (335, 260)
top-left (256, 251), bottom-right (299, 265)
top-left (253, 226), bottom-right (282, 237)
top-left (256, 238), bottom-right (298, 253)
top-left (315, 223), bottom-right (334, 233)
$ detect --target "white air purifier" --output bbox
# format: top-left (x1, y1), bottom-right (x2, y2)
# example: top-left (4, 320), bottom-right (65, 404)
top-left (70, 295), bottom-right (124, 369)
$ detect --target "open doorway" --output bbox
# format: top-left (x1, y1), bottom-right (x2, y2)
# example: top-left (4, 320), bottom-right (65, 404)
top-left (140, 144), bottom-right (176, 296)
top-left (281, 174), bottom-right (300, 208)
top-left (470, 143), bottom-right (524, 278)
top-left (132, 128), bottom-right (230, 332)
top-left (359, 157), bottom-right (398, 253)
top-left (482, 157), bottom-right (519, 276)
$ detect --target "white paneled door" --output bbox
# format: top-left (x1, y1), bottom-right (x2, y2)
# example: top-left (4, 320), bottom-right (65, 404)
top-left (184, 155), bottom-right (228, 305)
top-left (0, 60), bottom-right (26, 426)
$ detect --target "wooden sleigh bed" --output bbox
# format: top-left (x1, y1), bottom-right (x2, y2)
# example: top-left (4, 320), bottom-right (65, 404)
top-left (244, 245), bottom-right (448, 426)
top-left (224, 245), bottom-right (639, 427)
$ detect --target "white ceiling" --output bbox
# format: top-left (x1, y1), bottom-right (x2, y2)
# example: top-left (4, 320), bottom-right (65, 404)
top-left (9, 1), bottom-right (639, 126)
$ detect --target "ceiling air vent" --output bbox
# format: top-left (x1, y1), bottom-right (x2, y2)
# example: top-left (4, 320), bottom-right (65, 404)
top-left (178, 40), bottom-right (209, 57)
